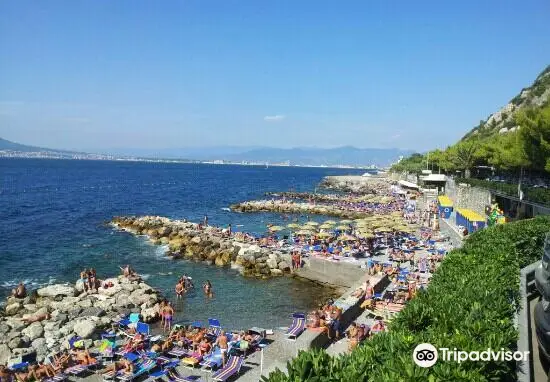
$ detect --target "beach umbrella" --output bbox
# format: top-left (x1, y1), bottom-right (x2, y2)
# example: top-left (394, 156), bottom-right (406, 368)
top-left (391, 211), bottom-right (403, 217)
top-left (340, 219), bottom-right (353, 224)
top-left (375, 227), bottom-right (392, 233)
top-left (337, 234), bottom-right (358, 241)
top-left (359, 232), bottom-right (375, 239)
top-left (287, 223), bottom-right (300, 229)
top-left (354, 220), bottom-right (371, 226)
top-left (296, 230), bottom-right (314, 235)
top-left (324, 220), bottom-right (337, 225)
top-left (317, 231), bottom-right (333, 238)
top-left (305, 221), bottom-right (320, 226)
top-left (335, 225), bottom-right (350, 230)
top-left (319, 223), bottom-right (334, 229)
top-left (268, 225), bottom-right (285, 232)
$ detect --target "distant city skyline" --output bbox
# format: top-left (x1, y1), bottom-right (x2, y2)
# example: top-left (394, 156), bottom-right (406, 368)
top-left (1, 0), bottom-right (549, 152)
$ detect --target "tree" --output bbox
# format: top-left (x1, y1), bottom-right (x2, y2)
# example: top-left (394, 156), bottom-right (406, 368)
top-left (448, 138), bottom-right (481, 178)
top-left (516, 103), bottom-right (550, 173)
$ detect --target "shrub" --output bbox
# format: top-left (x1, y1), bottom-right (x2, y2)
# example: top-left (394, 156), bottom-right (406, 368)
top-left (263, 217), bottom-right (550, 381)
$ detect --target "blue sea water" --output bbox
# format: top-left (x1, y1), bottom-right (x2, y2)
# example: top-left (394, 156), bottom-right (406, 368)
top-left (0, 158), bottom-right (363, 329)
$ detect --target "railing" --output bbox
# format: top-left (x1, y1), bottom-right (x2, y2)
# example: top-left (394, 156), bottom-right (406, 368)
top-left (517, 261), bottom-right (541, 382)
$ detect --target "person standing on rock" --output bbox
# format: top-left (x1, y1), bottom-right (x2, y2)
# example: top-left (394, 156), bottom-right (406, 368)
top-left (204, 215), bottom-right (208, 226)
top-left (11, 281), bottom-right (27, 298)
top-left (162, 302), bottom-right (175, 332)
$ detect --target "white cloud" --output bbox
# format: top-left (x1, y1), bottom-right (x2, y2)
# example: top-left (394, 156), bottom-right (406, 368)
top-left (264, 114), bottom-right (286, 122)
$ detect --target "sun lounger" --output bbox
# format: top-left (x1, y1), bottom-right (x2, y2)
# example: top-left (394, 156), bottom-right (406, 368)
top-left (43, 373), bottom-right (68, 382)
top-left (65, 362), bottom-right (96, 376)
top-left (200, 348), bottom-right (223, 371)
top-left (166, 369), bottom-right (203, 382)
top-left (181, 352), bottom-right (203, 369)
top-left (211, 356), bottom-right (244, 381)
top-left (286, 313), bottom-right (306, 340)
top-left (168, 347), bottom-right (189, 358)
top-left (207, 318), bottom-right (222, 340)
top-left (117, 358), bottom-right (156, 381)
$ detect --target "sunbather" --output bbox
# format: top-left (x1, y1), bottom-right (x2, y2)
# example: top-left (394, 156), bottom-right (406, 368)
top-left (98, 359), bottom-right (133, 375)
top-left (14, 369), bottom-right (30, 382)
top-left (198, 338), bottom-right (212, 356)
top-left (346, 323), bottom-right (359, 351)
top-left (28, 364), bottom-right (53, 380)
top-left (21, 312), bottom-right (50, 324)
top-left (70, 348), bottom-right (97, 365)
top-left (11, 282), bottom-right (27, 299)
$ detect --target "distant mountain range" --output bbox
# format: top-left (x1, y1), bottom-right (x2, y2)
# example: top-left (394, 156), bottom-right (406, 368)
top-left (0, 138), bottom-right (412, 167)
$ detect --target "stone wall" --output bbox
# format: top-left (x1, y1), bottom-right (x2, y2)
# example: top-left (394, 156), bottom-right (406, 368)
top-left (445, 178), bottom-right (491, 217)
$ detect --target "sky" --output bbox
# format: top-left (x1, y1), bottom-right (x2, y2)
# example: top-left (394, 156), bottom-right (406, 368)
top-left (1, 0), bottom-right (549, 152)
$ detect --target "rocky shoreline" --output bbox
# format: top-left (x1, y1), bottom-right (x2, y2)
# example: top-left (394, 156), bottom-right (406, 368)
top-left (264, 191), bottom-right (380, 203)
top-left (230, 200), bottom-right (373, 219)
top-left (0, 276), bottom-right (163, 365)
top-left (319, 175), bottom-right (391, 193)
top-left (112, 216), bottom-right (293, 279)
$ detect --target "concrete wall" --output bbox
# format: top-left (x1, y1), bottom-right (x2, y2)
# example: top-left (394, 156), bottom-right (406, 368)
top-left (296, 273), bottom-right (390, 350)
top-left (446, 178), bottom-right (491, 217)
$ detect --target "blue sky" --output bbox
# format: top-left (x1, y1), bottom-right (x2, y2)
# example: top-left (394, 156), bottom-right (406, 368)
top-left (1, 0), bottom-right (549, 152)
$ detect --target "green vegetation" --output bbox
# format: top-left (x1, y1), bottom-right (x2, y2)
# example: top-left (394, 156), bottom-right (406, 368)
top-left (263, 217), bottom-right (550, 382)
top-left (391, 102), bottom-right (550, 177)
top-left (456, 178), bottom-right (550, 207)
top-left (391, 65), bottom-right (550, 177)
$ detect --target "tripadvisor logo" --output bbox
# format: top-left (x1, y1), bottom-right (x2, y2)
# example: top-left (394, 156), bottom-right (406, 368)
top-left (413, 344), bottom-right (529, 368)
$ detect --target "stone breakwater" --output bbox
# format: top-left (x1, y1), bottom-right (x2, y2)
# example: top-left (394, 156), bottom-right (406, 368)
top-left (264, 191), bottom-right (375, 203)
top-left (112, 216), bottom-right (293, 278)
top-left (230, 200), bottom-right (372, 219)
top-left (0, 277), bottom-right (163, 365)
top-left (319, 175), bottom-right (391, 194)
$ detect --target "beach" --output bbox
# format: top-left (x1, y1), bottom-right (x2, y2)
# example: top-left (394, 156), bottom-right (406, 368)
top-left (1, 161), bottom-right (451, 381)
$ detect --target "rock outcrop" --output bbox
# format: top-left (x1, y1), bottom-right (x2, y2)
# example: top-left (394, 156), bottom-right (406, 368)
top-left (0, 276), bottom-right (162, 364)
top-left (112, 216), bottom-right (293, 279)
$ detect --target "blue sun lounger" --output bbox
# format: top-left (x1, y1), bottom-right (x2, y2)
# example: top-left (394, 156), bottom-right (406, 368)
top-left (117, 358), bottom-right (157, 381)
top-left (200, 348), bottom-right (223, 371)
top-left (207, 318), bottom-right (222, 339)
top-left (211, 356), bottom-right (244, 381)
top-left (286, 313), bottom-right (306, 340)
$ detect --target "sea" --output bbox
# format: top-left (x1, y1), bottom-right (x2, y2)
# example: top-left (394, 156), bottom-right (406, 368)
top-left (0, 158), bottom-right (364, 329)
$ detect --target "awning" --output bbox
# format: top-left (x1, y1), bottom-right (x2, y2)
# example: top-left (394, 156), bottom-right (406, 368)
top-left (423, 174), bottom-right (447, 182)
top-left (398, 180), bottom-right (419, 189)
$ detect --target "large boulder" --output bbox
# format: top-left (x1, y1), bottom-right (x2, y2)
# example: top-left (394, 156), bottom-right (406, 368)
top-left (0, 344), bottom-right (11, 365)
top-left (37, 285), bottom-right (76, 298)
top-left (31, 338), bottom-right (48, 357)
top-left (270, 269), bottom-right (284, 276)
top-left (128, 290), bottom-right (152, 307)
top-left (8, 336), bottom-right (24, 349)
top-left (141, 306), bottom-right (159, 323)
top-left (266, 258), bottom-right (278, 269)
top-left (73, 319), bottom-right (97, 338)
top-left (0, 323), bottom-right (10, 337)
top-left (80, 307), bottom-right (106, 318)
top-left (278, 261), bottom-right (291, 271)
top-left (22, 322), bottom-right (44, 341)
top-left (5, 302), bottom-right (22, 316)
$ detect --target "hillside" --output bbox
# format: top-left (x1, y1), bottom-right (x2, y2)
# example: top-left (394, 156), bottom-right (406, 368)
top-left (392, 64), bottom-right (550, 176)
top-left (463, 64), bottom-right (550, 140)
top-left (0, 138), bottom-right (410, 166)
